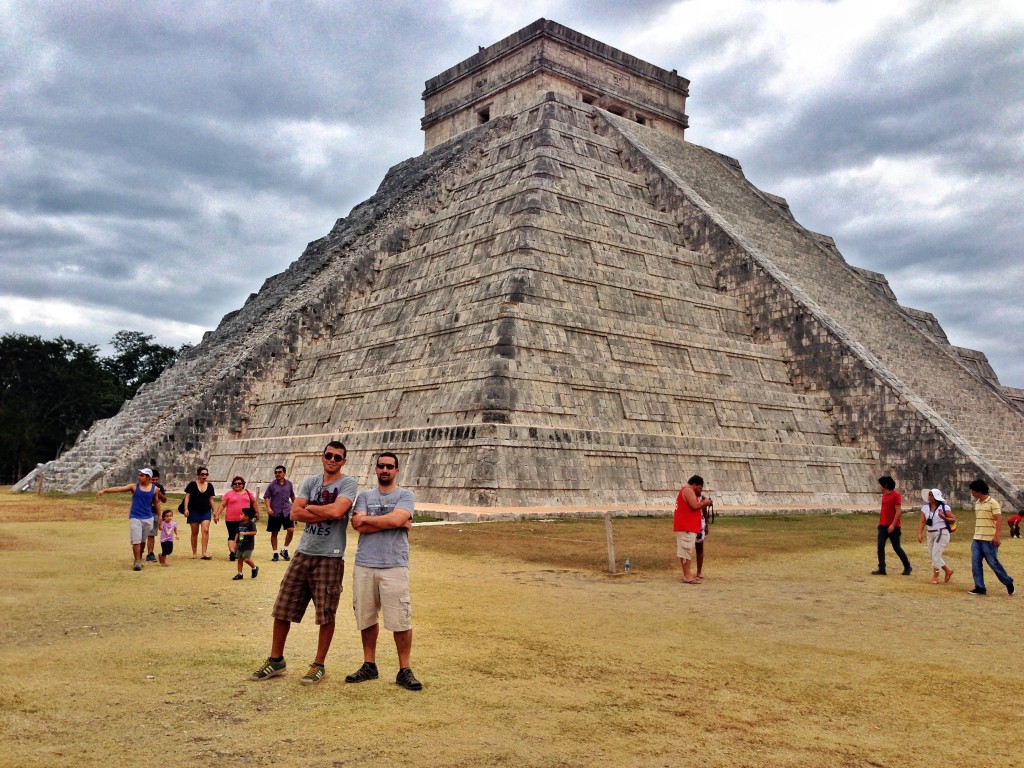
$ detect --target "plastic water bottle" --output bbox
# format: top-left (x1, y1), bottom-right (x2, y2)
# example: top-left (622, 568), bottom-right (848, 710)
top-left (624, 557), bottom-right (631, 573)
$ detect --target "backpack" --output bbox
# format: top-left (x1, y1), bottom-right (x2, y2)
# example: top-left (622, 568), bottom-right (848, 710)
top-left (933, 503), bottom-right (956, 533)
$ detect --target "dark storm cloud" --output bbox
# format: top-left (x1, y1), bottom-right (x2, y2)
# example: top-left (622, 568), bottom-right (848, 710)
top-left (1, 1), bottom-right (1020, 386)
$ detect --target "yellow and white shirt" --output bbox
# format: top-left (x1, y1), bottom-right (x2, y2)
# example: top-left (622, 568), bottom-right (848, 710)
top-left (973, 496), bottom-right (1002, 541)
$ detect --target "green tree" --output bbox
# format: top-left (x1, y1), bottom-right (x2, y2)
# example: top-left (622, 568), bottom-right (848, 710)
top-left (0, 334), bottom-right (124, 479)
top-left (103, 330), bottom-right (179, 398)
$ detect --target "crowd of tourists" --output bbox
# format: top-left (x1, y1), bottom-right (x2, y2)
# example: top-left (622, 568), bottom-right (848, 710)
top-left (96, 442), bottom-right (424, 690)
top-left (673, 474), bottom-right (1017, 597)
top-left (97, 447), bottom-right (1018, 692)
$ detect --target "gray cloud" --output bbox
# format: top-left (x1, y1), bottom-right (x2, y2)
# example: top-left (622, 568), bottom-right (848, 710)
top-left (1, 1), bottom-right (1021, 386)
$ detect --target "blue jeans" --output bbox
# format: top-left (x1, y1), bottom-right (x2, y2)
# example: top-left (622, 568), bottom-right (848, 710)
top-left (970, 539), bottom-right (1014, 593)
top-left (877, 526), bottom-right (911, 572)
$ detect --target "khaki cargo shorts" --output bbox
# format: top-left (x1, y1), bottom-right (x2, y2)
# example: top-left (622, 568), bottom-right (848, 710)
top-left (352, 565), bottom-right (412, 632)
top-left (676, 531), bottom-right (697, 562)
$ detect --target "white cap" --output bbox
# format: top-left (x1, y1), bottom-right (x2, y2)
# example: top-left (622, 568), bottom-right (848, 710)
top-left (138, 468), bottom-right (153, 477)
top-left (920, 488), bottom-right (944, 503)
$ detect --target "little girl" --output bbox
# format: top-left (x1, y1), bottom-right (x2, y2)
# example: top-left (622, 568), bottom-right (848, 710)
top-left (233, 507), bottom-right (259, 580)
top-left (159, 509), bottom-right (178, 566)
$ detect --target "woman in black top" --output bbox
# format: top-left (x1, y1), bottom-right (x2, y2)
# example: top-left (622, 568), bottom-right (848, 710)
top-left (183, 467), bottom-right (216, 560)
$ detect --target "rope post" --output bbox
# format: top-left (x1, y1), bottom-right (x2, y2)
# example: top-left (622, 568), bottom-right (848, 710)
top-left (37, 473), bottom-right (44, 495)
top-left (604, 511), bottom-right (616, 574)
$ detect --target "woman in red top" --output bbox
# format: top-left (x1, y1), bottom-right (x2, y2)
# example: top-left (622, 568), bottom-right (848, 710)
top-left (216, 475), bottom-right (258, 561)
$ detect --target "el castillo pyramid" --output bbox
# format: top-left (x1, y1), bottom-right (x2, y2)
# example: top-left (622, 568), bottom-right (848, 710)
top-left (19, 19), bottom-right (1024, 515)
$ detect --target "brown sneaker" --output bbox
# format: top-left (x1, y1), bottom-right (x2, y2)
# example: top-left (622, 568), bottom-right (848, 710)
top-left (300, 663), bottom-right (326, 685)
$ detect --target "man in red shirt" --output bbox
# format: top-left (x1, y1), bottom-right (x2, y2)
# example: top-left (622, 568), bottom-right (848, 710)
top-left (873, 475), bottom-right (912, 576)
top-left (675, 475), bottom-right (714, 584)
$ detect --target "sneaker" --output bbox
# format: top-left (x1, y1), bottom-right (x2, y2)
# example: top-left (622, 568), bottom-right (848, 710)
top-left (133, 560), bottom-right (143, 571)
top-left (1008, 582), bottom-right (1015, 596)
top-left (232, 573), bottom-right (243, 580)
top-left (251, 657), bottom-right (286, 681)
top-left (870, 569), bottom-right (886, 576)
top-left (902, 567), bottom-right (913, 576)
top-left (282, 549), bottom-right (290, 561)
top-left (146, 552), bottom-right (157, 562)
top-left (967, 588), bottom-right (987, 596)
top-left (272, 552), bottom-right (279, 562)
top-left (301, 663), bottom-right (326, 685)
top-left (396, 667), bottom-right (423, 691)
top-left (251, 566), bottom-right (260, 579)
top-left (345, 662), bottom-right (379, 684)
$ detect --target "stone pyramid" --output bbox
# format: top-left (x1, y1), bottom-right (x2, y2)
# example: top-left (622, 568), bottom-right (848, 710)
top-left (22, 19), bottom-right (1023, 514)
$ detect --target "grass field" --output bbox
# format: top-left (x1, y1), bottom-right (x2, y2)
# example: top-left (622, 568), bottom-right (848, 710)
top-left (1, 490), bottom-right (1022, 767)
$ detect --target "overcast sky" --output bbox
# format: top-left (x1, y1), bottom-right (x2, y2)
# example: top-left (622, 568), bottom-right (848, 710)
top-left (3, 0), bottom-right (1022, 386)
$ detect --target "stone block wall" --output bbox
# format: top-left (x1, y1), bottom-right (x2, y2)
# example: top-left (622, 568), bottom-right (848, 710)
top-left (600, 108), bottom-right (1023, 507)
top-left (27, 89), bottom-right (1019, 515)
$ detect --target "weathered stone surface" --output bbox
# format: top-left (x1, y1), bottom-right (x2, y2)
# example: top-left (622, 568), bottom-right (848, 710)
top-left (423, 19), bottom-right (689, 150)
top-left (20, 22), bottom-right (1021, 513)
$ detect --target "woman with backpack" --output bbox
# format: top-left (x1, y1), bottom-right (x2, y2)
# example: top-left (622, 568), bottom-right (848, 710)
top-left (917, 488), bottom-right (955, 584)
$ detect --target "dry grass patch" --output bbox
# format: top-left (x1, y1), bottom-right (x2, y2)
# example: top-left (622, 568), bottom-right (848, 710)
top-left (1, 492), bottom-right (1021, 767)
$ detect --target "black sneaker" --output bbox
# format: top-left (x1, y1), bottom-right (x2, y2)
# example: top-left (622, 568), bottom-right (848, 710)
top-left (902, 567), bottom-right (913, 576)
top-left (232, 573), bottom-right (243, 580)
top-left (251, 566), bottom-right (259, 579)
top-left (251, 657), bottom-right (286, 681)
top-left (396, 667), bottom-right (423, 691)
top-left (967, 588), bottom-right (987, 596)
top-left (1008, 582), bottom-right (1015, 596)
top-left (871, 569), bottom-right (886, 576)
top-left (272, 553), bottom-right (279, 562)
top-left (345, 662), bottom-right (379, 683)
top-left (282, 550), bottom-right (290, 561)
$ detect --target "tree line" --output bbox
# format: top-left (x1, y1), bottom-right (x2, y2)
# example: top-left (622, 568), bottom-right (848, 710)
top-left (0, 331), bottom-right (185, 482)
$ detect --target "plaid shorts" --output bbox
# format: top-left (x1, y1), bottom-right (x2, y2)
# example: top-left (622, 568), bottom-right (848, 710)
top-left (271, 551), bottom-right (345, 625)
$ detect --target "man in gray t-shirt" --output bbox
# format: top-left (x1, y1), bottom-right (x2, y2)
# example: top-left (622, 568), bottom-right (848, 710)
top-left (345, 451), bottom-right (423, 691)
top-left (251, 441), bottom-right (357, 686)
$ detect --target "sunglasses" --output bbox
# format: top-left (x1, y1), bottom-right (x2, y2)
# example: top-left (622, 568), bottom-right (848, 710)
top-left (198, 472), bottom-right (209, 477)
top-left (376, 462), bottom-right (397, 470)
top-left (323, 452), bottom-right (345, 462)
top-left (232, 481), bottom-right (244, 486)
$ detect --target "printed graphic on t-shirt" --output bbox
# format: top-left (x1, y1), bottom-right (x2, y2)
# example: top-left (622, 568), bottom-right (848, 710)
top-left (365, 500), bottom-right (396, 517)
top-left (303, 486), bottom-right (342, 537)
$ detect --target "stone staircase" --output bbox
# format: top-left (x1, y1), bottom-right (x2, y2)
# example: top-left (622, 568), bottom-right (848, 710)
top-left (601, 109), bottom-right (1023, 504)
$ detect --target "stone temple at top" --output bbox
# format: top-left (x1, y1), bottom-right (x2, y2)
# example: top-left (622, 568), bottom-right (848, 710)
top-left (20, 19), bottom-right (1024, 514)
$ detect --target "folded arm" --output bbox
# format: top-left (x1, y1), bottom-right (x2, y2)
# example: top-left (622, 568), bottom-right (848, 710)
top-left (290, 495), bottom-right (353, 524)
top-left (351, 507), bottom-right (412, 533)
